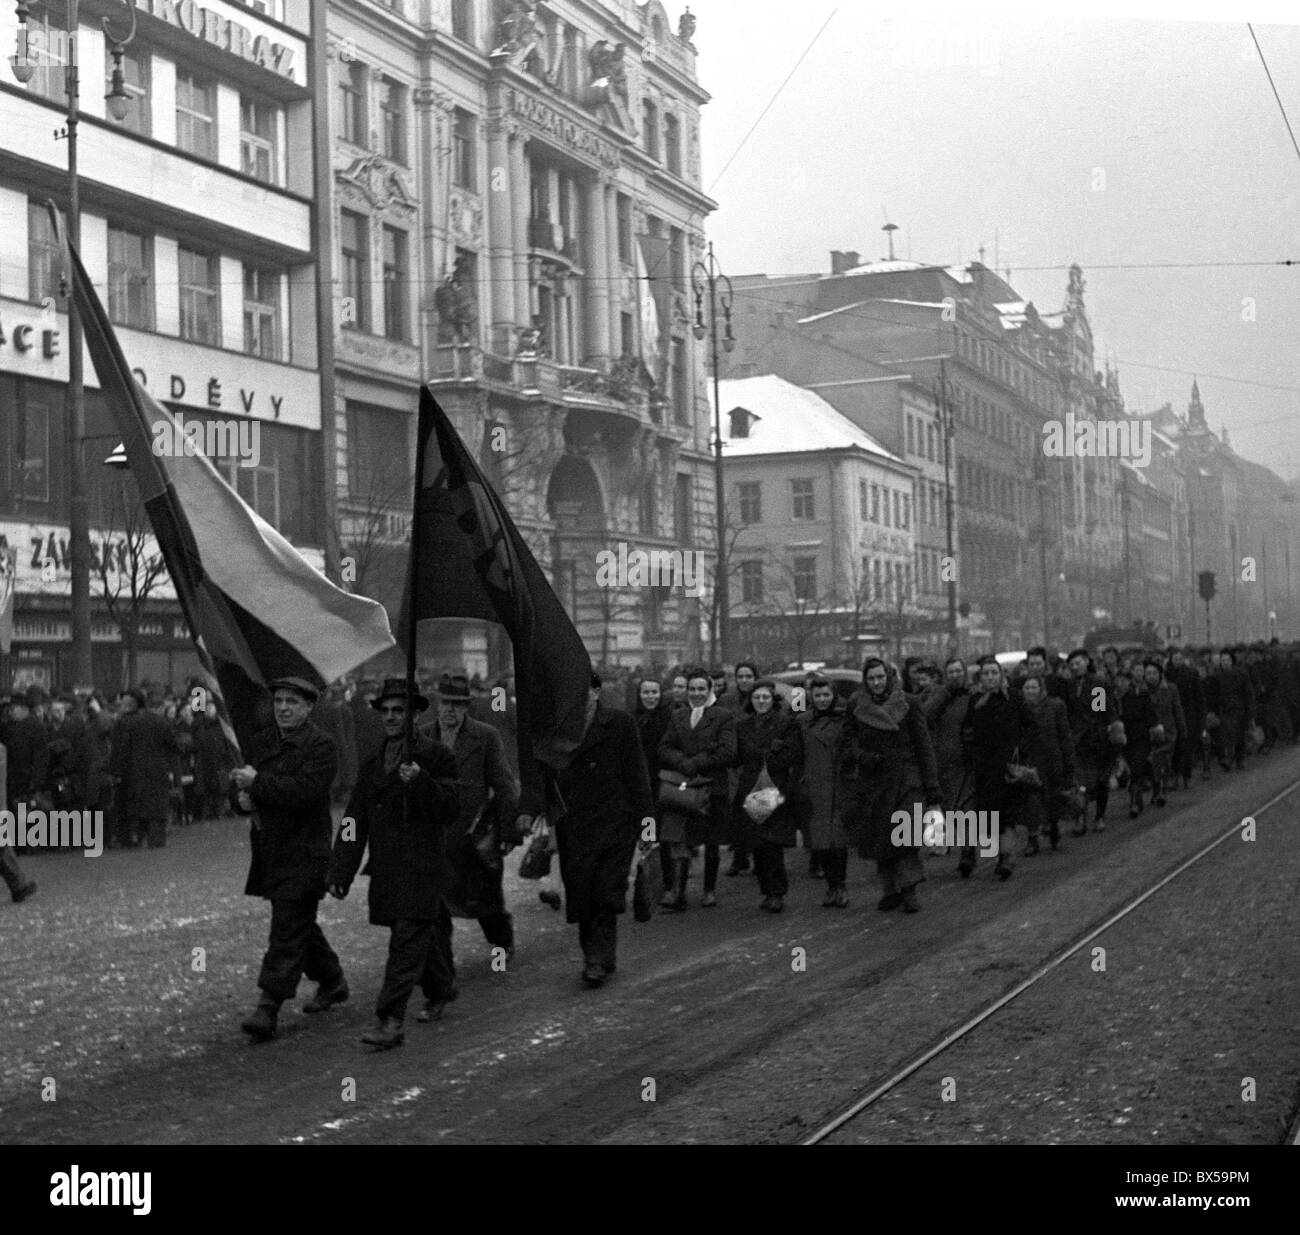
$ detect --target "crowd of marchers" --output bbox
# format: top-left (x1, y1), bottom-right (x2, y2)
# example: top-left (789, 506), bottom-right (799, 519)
top-left (2, 641), bottom-right (1291, 1054)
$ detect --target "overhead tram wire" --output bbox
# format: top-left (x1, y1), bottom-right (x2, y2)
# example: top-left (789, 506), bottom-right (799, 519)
top-left (1249, 23), bottom-right (1300, 172)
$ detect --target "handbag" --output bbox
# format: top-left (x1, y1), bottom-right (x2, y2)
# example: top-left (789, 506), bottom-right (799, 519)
top-left (1204, 711), bottom-right (1221, 731)
top-left (517, 819), bottom-right (555, 880)
top-left (1004, 747), bottom-right (1042, 788)
top-left (631, 844), bottom-right (664, 922)
top-left (657, 769), bottom-right (711, 817)
top-left (742, 760), bottom-right (785, 823)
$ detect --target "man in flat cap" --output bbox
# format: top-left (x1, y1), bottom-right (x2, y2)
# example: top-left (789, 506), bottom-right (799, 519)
top-left (416, 672), bottom-right (525, 987)
top-left (234, 676), bottom-right (347, 1042)
top-left (330, 678), bottom-right (460, 1048)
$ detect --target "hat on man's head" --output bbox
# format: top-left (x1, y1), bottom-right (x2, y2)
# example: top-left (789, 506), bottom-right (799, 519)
top-left (119, 687), bottom-right (146, 709)
top-left (435, 672), bottom-right (472, 703)
top-left (371, 677), bottom-right (429, 713)
top-left (268, 676), bottom-right (321, 703)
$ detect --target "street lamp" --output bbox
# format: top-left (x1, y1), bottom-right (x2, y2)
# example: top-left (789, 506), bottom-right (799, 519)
top-left (11, 0), bottom-right (139, 690)
top-left (691, 241), bottom-right (735, 665)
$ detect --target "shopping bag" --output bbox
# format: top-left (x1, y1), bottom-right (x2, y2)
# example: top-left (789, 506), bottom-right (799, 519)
top-left (632, 844), bottom-right (664, 922)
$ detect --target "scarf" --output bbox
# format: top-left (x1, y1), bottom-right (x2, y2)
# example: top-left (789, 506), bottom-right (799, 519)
top-left (853, 687), bottom-right (909, 731)
top-left (689, 690), bottom-right (717, 729)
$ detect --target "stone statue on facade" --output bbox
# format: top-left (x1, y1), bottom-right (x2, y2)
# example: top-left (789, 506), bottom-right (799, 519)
top-left (588, 40), bottom-right (629, 102)
top-left (678, 7), bottom-right (697, 42)
top-left (434, 254), bottom-right (478, 344)
top-left (492, 0), bottom-right (541, 67)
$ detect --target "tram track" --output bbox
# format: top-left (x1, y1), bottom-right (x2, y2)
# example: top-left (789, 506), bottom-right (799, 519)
top-left (799, 774), bottom-right (1300, 1146)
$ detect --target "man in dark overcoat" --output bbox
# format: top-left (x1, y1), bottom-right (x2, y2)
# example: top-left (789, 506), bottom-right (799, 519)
top-left (330, 679), bottom-right (461, 1048)
top-left (546, 674), bottom-right (654, 987)
top-left (109, 689), bottom-right (181, 848)
top-left (2, 691), bottom-right (49, 813)
top-left (234, 677), bottom-right (346, 1042)
top-left (417, 672), bottom-right (523, 967)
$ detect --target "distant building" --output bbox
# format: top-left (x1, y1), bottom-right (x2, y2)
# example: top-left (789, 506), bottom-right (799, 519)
top-left (712, 375), bottom-right (922, 667)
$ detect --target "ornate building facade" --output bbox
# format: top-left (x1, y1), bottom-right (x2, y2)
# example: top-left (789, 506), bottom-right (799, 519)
top-left (327, 0), bottom-right (716, 676)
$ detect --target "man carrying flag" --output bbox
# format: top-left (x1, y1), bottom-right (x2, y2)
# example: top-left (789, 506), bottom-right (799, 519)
top-left (55, 206), bottom-right (395, 1037)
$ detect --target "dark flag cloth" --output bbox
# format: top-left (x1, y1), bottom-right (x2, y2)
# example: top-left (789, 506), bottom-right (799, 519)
top-left (56, 206), bottom-right (394, 754)
top-left (401, 388), bottom-right (592, 803)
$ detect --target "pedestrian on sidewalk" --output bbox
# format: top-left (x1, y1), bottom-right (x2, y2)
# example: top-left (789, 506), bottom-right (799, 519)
top-left (799, 677), bottom-right (849, 907)
top-left (235, 678), bottom-right (346, 1043)
top-left (330, 679), bottom-right (461, 1049)
top-left (0, 736), bottom-right (38, 903)
top-left (109, 689), bottom-right (181, 848)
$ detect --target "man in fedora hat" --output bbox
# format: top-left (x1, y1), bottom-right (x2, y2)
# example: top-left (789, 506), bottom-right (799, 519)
top-left (416, 672), bottom-right (525, 996)
top-left (330, 678), bottom-right (460, 1049)
top-left (235, 676), bottom-right (347, 1042)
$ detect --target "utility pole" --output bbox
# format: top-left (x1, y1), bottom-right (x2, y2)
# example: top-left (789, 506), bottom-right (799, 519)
top-left (1036, 452), bottom-right (1051, 645)
top-left (1119, 472), bottom-right (1132, 624)
top-left (936, 359), bottom-right (958, 654)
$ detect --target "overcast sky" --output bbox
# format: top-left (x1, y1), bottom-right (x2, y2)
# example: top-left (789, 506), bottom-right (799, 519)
top-left (682, 0), bottom-right (1300, 477)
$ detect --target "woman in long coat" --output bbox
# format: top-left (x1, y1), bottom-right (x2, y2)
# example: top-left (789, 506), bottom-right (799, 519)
top-left (1019, 674), bottom-right (1075, 853)
top-left (836, 658), bottom-right (940, 914)
top-left (923, 657), bottom-right (976, 818)
top-left (657, 669), bottom-right (738, 909)
top-left (732, 680), bottom-right (803, 913)
top-left (798, 677), bottom-right (849, 907)
top-left (963, 657), bottom-right (1036, 880)
top-left (1062, 649), bottom-right (1117, 833)
top-left (633, 678), bottom-right (673, 889)
top-left (1113, 669), bottom-right (1159, 818)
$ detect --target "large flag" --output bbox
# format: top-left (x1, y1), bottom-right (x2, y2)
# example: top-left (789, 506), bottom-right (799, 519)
top-left (401, 388), bottom-right (592, 776)
top-left (57, 209), bottom-right (395, 751)
top-left (0, 545), bottom-right (16, 655)
top-left (635, 240), bottom-right (662, 377)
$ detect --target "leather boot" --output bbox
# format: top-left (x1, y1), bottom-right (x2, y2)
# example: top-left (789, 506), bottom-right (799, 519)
top-left (661, 859), bottom-right (689, 911)
top-left (361, 1016), bottom-right (405, 1048)
top-left (241, 994), bottom-right (281, 1042)
top-left (303, 977), bottom-right (349, 1013)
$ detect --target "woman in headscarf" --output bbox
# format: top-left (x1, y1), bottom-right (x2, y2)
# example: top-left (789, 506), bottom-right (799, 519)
top-left (798, 675), bottom-right (850, 907)
top-left (657, 667), bottom-right (738, 910)
top-left (732, 679), bottom-right (803, 912)
top-left (837, 657), bottom-right (940, 913)
top-left (1019, 673), bottom-right (1075, 854)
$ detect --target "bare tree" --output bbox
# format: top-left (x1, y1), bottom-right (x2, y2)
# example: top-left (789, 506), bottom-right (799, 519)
top-left (752, 558), bottom-right (840, 669)
top-left (94, 474), bottom-right (169, 690)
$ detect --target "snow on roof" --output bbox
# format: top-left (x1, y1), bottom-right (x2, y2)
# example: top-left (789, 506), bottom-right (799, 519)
top-left (797, 297), bottom-right (945, 324)
top-left (798, 299), bottom-right (875, 324)
top-left (710, 375), bottom-right (903, 463)
top-left (838, 259), bottom-right (974, 285)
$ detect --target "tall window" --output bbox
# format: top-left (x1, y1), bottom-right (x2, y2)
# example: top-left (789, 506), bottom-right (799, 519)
top-left (27, 201), bottom-right (60, 303)
top-left (859, 479), bottom-right (869, 520)
top-left (339, 61), bottom-right (366, 145)
top-left (793, 557), bottom-right (817, 601)
top-left (27, 16), bottom-right (69, 106)
top-left (869, 483), bottom-right (880, 523)
top-left (9, 398), bottom-right (51, 503)
top-left (339, 210), bottom-right (369, 331)
top-left (382, 226), bottom-right (408, 341)
top-left (675, 473), bottom-right (693, 541)
top-left (380, 79), bottom-right (407, 164)
top-left (243, 264), bottom-right (281, 359)
top-left (178, 247), bottom-right (220, 345)
top-left (218, 435), bottom-right (281, 527)
top-left (616, 194), bottom-right (632, 263)
top-left (791, 478), bottom-right (815, 521)
top-left (176, 68), bottom-right (217, 159)
top-left (451, 0), bottom-right (474, 42)
top-left (453, 109), bottom-right (476, 189)
top-left (741, 561), bottom-right (763, 604)
top-left (664, 113), bottom-right (681, 175)
top-left (668, 227), bottom-right (685, 291)
top-left (240, 96), bottom-right (278, 183)
top-left (738, 482), bottom-right (762, 525)
top-left (106, 45), bottom-right (150, 136)
top-left (347, 403), bottom-right (410, 499)
top-left (107, 226), bottom-right (153, 330)
top-left (641, 98), bottom-right (659, 160)
top-left (672, 336), bottom-right (690, 426)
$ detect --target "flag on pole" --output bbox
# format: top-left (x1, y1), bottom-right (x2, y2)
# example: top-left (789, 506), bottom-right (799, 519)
top-left (0, 545), bottom-right (17, 655)
top-left (401, 388), bottom-right (592, 776)
top-left (55, 206), bottom-right (395, 752)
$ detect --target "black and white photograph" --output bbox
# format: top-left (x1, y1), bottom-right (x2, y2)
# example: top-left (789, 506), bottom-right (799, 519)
top-left (0, 0), bottom-right (1297, 1205)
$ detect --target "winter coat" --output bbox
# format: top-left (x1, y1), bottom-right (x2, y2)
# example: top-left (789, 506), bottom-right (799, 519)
top-left (1061, 673), bottom-right (1116, 784)
top-left (330, 734), bottom-right (461, 924)
top-left (194, 715), bottom-right (230, 802)
top-left (732, 706), bottom-right (804, 847)
top-left (1, 714), bottom-right (49, 805)
top-left (836, 688), bottom-right (940, 863)
top-left (657, 703), bottom-right (738, 846)
top-left (963, 687), bottom-right (1037, 824)
top-left (1115, 688), bottom-right (1159, 778)
top-left (1146, 681), bottom-right (1186, 754)
top-left (552, 704), bottom-right (654, 924)
top-left (1214, 665), bottom-right (1255, 722)
top-left (1022, 694), bottom-right (1075, 789)
top-left (312, 698), bottom-right (358, 801)
top-left (634, 701), bottom-right (672, 787)
top-left (44, 716), bottom-right (85, 806)
top-left (109, 709), bottom-right (181, 822)
top-left (469, 692), bottom-right (519, 775)
top-left (922, 685), bottom-right (975, 811)
top-left (797, 701), bottom-right (847, 849)
top-left (75, 710), bottom-right (114, 807)
top-left (239, 720), bottom-right (337, 902)
top-left (417, 715), bottom-right (520, 918)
